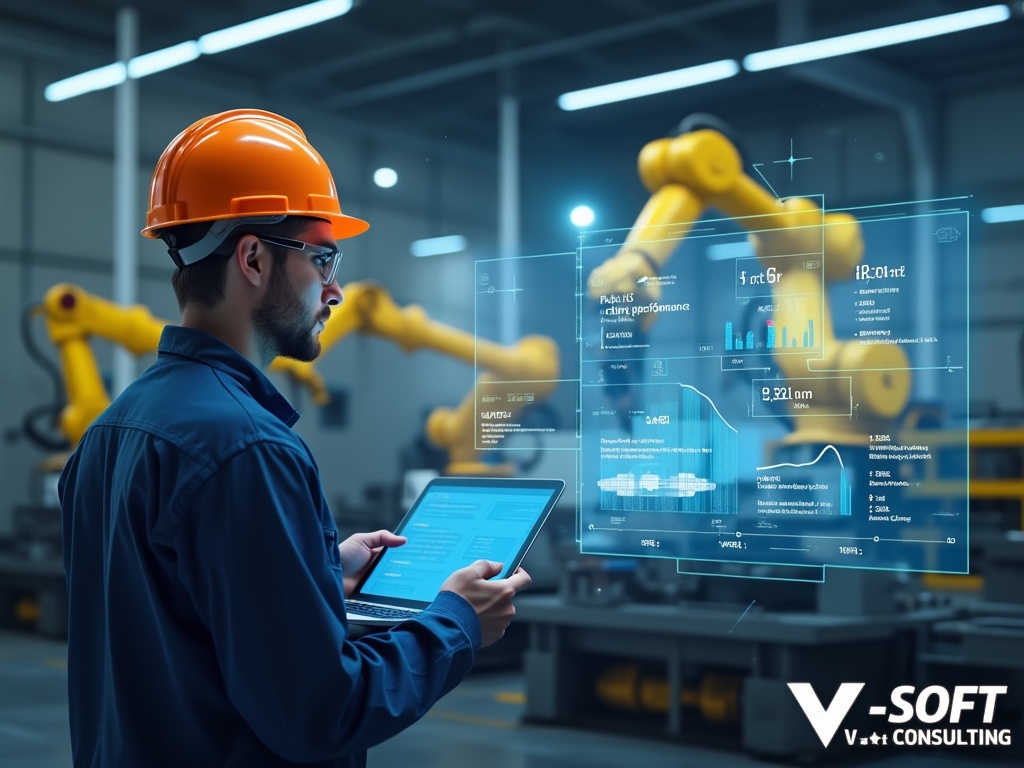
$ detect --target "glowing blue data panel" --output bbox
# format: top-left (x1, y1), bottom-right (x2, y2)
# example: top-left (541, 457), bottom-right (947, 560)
top-left (579, 199), bottom-right (969, 575)
top-left (473, 252), bottom-right (578, 451)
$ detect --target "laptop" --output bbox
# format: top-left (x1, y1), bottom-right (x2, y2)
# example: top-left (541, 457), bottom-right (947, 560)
top-left (345, 476), bottom-right (565, 626)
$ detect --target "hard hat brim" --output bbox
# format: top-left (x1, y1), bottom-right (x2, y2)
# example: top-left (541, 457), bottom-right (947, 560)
top-left (142, 210), bottom-right (369, 241)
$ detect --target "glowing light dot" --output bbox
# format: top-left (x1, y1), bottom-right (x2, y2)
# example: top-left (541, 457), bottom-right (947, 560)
top-left (570, 205), bottom-right (595, 227)
top-left (374, 167), bottom-right (398, 188)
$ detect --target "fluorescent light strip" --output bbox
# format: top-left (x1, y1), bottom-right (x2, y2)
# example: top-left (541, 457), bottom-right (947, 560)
top-left (45, 0), bottom-right (352, 102)
top-left (410, 235), bottom-right (467, 257)
top-left (558, 59), bottom-right (739, 111)
top-left (981, 204), bottom-right (1024, 223)
top-left (45, 63), bottom-right (127, 102)
top-left (744, 4), bottom-right (1011, 71)
top-left (128, 42), bottom-right (201, 78)
top-left (707, 241), bottom-right (754, 261)
top-left (198, 0), bottom-right (352, 54)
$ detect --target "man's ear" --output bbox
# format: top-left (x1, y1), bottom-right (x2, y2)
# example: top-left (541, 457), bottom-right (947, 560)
top-left (234, 235), bottom-right (265, 287)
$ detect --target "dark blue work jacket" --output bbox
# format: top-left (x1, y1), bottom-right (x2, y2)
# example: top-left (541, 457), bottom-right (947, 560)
top-left (59, 325), bottom-right (479, 767)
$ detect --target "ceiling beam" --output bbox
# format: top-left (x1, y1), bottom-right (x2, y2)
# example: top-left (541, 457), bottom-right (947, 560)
top-left (271, 12), bottom-right (609, 92)
top-left (323, 0), bottom-right (770, 109)
top-left (0, 3), bottom-right (113, 42)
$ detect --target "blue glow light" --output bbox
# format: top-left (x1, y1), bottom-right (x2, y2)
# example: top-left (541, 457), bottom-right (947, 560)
top-left (198, 0), bottom-right (353, 54)
top-left (981, 204), bottom-right (1024, 224)
top-left (571, 205), bottom-right (596, 228)
top-left (45, 63), bottom-right (127, 102)
top-left (128, 42), bottom-right (201, 79)
top-left (373, 168), bottom-right (398, 188)
top-left (558, 60), bottom-right (740, 111)
top-left (744, 5), bottom-right (1011, 71)
top-left (45, 0), bottom-right (353, 101)
top-left (707, 241), bottom-right (755, 261)
top-left (410, 235), bottom-right (467, 257)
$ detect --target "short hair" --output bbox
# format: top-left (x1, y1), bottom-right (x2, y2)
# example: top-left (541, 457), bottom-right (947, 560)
top-left (163, 217), bottom-right (320, 310)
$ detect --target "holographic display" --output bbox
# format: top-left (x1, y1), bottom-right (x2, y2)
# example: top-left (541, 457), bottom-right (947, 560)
top-left (580, 198), bottom-right (970, 576)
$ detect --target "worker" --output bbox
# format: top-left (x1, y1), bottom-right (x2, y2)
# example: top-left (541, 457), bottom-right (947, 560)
top-left (58, 109), bottom-right (531, 768)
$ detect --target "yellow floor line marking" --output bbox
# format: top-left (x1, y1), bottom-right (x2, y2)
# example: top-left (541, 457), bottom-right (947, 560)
top-left (494, 691), bottom-right (525, 704)
top-left (425, 711), bottom-right (518, 729)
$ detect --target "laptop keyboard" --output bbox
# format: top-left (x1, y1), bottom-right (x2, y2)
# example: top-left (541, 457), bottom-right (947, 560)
top-left (346, 601), bottom-right (422, 621)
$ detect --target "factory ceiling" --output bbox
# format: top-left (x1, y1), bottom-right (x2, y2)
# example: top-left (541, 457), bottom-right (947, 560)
top-left (1, 0), bottom-right (1022, 243)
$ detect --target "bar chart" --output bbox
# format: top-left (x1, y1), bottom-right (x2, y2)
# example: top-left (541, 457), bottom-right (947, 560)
top-left (724, 318), bottom-right (816, 351)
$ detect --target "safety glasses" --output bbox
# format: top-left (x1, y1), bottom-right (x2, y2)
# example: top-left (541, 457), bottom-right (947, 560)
top-left (258, 235), bottom-right (341, 286)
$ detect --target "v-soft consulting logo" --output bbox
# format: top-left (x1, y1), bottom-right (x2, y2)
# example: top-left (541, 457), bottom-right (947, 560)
top-left (788, 683), bottom-right (1012, 749)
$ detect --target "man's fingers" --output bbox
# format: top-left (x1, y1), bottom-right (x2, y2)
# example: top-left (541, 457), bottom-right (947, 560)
top-left (466, 559), bottom-right (503, 579)
top-left (503, 567), bottom-right (532, 593)
top-left (360, 530), bottom-right (406, 549)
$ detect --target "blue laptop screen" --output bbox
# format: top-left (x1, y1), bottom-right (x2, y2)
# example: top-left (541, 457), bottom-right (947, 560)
top-left (357, 483), bottom-right (558, 604)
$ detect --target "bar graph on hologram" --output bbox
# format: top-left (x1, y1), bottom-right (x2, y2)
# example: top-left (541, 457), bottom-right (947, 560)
top-left (724, 317), bottom-right (816, 351)
top-left (597, 386), bottom-right (738, 515)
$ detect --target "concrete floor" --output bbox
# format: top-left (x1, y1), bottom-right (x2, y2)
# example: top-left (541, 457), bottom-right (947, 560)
top-left (0, 628), bottom-right (1018, 768)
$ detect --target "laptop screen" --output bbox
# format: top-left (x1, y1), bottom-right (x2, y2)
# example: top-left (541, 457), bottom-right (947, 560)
top-left (355, 478), bottom-right (563, 606)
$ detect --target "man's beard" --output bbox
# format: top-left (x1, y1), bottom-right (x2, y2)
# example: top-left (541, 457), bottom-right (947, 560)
top-left (254, 265), bottom-right (324, 362)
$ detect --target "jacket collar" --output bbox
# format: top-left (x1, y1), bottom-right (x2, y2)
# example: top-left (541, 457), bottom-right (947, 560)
top-left (158, 325), bottom-right (300, 428)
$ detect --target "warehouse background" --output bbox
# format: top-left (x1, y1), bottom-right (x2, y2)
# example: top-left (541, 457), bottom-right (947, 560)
top-left (0, 0), bottom-right (1023, 765)
top-left (1, 0), bottom-right (1022, 520)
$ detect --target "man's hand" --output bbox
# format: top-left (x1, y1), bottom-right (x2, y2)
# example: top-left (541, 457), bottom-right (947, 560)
top-left (338, 530), bottom-right (406, 597)
top-left (439, 560), bottom-right (532, 647)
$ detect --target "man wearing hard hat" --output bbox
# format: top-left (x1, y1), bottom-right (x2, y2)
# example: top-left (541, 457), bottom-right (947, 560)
top-left (59, 109), bottom-right (530, 768)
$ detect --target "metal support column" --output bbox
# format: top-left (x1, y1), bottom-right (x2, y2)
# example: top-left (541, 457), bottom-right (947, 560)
top-left (112, 6), bottom-right (139, 396)
top-left (497, 62), bottom-right (520, 345)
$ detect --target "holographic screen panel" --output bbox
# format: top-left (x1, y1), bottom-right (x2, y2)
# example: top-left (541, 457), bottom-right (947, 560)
top-left (579, 199), bottom-right (970, 575)
top-left (472, 250), bottom-right (580, 456)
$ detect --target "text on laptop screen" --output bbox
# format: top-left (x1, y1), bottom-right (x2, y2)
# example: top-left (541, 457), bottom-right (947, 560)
top-left (357, 485), bottom-right (556, 603)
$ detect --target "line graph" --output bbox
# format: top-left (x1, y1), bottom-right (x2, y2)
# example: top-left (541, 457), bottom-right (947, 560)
top-left (681, 383), bottom-right (739, 433)
top-left (757, 444), bottom-right (845, 472)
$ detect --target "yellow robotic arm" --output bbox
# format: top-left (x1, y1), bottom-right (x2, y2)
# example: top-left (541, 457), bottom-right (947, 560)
top-left (36, 284), bottom-right (166, 447)
top-left (36, 280), bottom-right (560, 474)
top-left (588, 127), bottom-right (910, 446)
top-left (35, 285), bottom-right (329, 446)
top-left (271, 281), bottom-right (560, 475)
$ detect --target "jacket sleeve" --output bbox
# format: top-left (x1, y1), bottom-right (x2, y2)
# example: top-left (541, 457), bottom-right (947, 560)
top-left (174, 440), bottom-right (479, 762)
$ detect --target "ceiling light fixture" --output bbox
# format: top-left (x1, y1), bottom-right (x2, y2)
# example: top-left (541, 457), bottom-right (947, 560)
top-left (410, 235), bottom-right (467, 258)
top-left (45, 0), bottom-right (353, 102)
top-left (707, 241), bottom-right (754, 261)
top-left (45, 63), bottom-right (127, 102)
top-left (197, 0), bottom-right (352, 54)
top-left (981, 204), bottom-right (1024, 223)
top-left (557, 59), bottom-right (740, 111)
top-left (743, 4), bottom-right (1011, 71)
top-left (373, 168), bottom-right (398, 188)
top-left (127, 42), bottom-right (201, 79)
top-left (570, 205), bottom-right (596, 227)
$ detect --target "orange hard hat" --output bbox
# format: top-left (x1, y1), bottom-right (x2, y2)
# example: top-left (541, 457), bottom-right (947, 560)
top-left (143, 109), bottom-right (368, 261)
